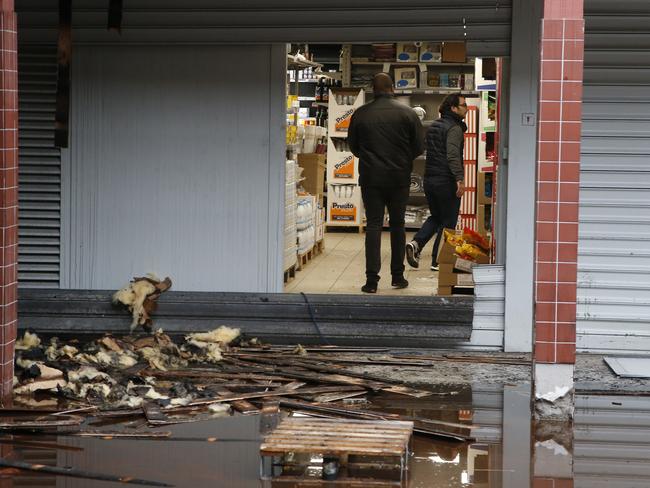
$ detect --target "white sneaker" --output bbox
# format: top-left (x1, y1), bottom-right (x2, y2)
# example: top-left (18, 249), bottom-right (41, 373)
top-left (406, 241), bottom-right (420, 268)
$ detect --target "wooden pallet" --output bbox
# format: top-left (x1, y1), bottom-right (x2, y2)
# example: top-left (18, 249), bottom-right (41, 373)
top-left (296, 247), bottom-right (315, 271)
top-left (283, 265), bottom-right (296, 284)
top-left (261, 418), bottom-right (413, 486)
top-left (313, 239), bottom-right (325, 256)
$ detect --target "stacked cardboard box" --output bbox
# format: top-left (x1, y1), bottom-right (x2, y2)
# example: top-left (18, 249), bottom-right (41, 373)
top-left (297, 154), bottom-right (326, 206)
top-left (436, 228), bottom-right (490, 296)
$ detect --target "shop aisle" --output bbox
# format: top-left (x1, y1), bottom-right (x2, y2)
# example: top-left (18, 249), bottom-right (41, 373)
top-left (284, 231), bottom-right (438, 296)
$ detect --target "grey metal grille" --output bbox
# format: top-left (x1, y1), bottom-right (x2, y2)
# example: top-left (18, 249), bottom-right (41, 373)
top-left (578, 0), bottom-right (650, 352)
top-left (17, 44), bottom-right (61, 288)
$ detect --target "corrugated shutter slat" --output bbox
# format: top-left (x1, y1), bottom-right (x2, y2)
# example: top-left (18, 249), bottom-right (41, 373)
top-left (18, 45), bottom-right (61, 288)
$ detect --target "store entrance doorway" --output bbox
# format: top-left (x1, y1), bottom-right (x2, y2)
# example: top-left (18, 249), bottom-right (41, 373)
top-left (282, 43), bottom-right (502, 298)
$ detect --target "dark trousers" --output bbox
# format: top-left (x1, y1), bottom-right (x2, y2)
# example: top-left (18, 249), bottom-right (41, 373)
top-left (413, 180), bottom-right (461, 265)
top-left (361, 185), bottom-right (409, 283)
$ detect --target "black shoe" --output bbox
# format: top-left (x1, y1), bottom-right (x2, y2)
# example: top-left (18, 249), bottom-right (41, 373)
top-left (406, 241), bottom-right (420, 268)
top-left (391, 277), bottom-right (409, 289)
top-left (361, 282), bottom-right (378, 293)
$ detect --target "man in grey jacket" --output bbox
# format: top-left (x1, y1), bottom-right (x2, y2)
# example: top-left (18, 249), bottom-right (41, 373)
top-left (406, 94), bottom-right (467, 270)
top-left (348, 73), bottom-right (424, 293)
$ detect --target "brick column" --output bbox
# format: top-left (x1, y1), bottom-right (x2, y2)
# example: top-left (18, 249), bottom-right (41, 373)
top-left (533, 0), bottom-right (584, 418)
top-left (0, 0), bottom-right (17, 402)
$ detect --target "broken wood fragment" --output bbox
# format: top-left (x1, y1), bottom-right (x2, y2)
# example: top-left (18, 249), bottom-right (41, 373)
top-left (0, 414), bottom-right (83, 430)
top-left (212, 387), bottom-right (259, 416)
top-left (0, 458), bottom-right (173, 486)
top-left (183, 385), bottom-right (365, 409)
top-left (143, 402), bottom-right (170, 425)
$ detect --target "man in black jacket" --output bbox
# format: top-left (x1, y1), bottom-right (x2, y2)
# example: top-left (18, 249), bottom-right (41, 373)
top-left (348, 73), bottom-right (425, 293)
top-left (406, 93), bottom-right (467, 271)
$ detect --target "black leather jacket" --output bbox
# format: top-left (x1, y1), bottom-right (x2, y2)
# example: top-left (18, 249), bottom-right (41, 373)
top-left (348, 94), bottom-right (425, 187)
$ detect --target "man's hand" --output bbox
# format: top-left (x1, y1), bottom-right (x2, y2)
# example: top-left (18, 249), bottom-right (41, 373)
top-left (456, 181), bottom-right (465, 198)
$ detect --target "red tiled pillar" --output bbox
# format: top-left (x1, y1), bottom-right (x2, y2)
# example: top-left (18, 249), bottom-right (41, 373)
top-left (0, 0), bottom-right (18, 402)
top-left (534, 0), bottom-right (584, 366)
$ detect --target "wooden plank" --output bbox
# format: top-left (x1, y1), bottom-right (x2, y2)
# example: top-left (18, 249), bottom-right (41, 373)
top-left (184, 385), bottom-right (366, 408)
top-left (212, 387), bottom-right (259, 416)
top-left (230, 355), bottom-right (432, 398)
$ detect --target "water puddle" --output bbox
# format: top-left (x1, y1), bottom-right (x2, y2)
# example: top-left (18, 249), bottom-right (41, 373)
top-left (3, 384), bottom-right (650, 487)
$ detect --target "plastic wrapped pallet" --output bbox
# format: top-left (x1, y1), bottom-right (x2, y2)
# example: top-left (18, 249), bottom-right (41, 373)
top-left (284, 160), bottom-right (298, 270)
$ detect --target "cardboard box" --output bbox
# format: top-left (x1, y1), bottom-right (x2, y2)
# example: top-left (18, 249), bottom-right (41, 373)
top-left (477, 204), bottom-right (489, 235)
top-left (477, 171), bottom-right (493, 205)
top-left (394, 67), bottom-right (418, 89)
top-left (297, 154), bottom-right (326, 199)
top-left (396, 42), bottom-right (419, 62)
top-left (437, 230), bottom-right (459, 264)
top-left (438, 270), bottom-right (474, 287)
top-left (442, 42), bottom-right (466, 63)
top-left (419, 42), bottom-right (442, 63)
top-left (328, 89), bottom-right (365, 137)
top-left (327, 139), bottom-right (358, 183)
top-left (327, 184), bottom-right (363, 225)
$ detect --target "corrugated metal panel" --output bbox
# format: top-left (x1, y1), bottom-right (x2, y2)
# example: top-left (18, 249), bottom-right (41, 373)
top-left (60, 45), bottom-right (285, 292)
top-left (578, 0), bottom-right (650, 353)
top-left (574, 394), bottom-right (650, 487)
top-left (15, 0), bottom-right (511, 56)
top-left (17, 44), bottom-right (61, 288)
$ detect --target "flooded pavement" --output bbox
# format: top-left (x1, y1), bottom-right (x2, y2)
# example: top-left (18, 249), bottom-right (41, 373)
top-left (3, 383), bottom-right (650, 487)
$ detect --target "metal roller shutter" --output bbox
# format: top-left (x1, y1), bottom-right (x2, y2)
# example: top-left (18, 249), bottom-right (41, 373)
top-left (578, 0), bottom-right (650, 352)
top-left (17, 44), bottom-right (61, 288)
top-left (16, 0), bottom-right (511, 56)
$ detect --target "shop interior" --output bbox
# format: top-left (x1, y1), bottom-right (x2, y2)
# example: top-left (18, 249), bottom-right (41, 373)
top-left (283, 42), bottom-right (501, 296)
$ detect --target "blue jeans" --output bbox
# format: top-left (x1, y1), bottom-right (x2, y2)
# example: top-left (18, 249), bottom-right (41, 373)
top-left (413, 180), bottom-right (461, 265)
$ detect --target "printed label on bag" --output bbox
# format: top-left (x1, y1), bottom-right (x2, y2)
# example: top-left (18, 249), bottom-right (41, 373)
top-left (330, 202), bottom-right (357, 222)
top-left (333, 154), bottom-right (355, 179)
top-left (335, 109), bottom-right (355, 132)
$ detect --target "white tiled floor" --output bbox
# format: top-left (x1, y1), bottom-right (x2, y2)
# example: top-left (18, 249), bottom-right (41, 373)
top-left (284, 231), bottom-right (440, 296)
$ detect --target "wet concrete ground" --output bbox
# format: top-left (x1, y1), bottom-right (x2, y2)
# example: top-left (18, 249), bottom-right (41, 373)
top-left (3, 382), bottom-right (650, 487)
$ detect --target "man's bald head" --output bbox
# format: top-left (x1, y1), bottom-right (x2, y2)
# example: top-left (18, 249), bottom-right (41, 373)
top-left (373, 73), bottom-right (394, 95)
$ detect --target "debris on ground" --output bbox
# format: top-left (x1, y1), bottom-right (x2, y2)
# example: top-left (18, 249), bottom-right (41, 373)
top-left (10, 329), bottom-right (477, 442)
top-left (112, 275), bottom-right (173, 333)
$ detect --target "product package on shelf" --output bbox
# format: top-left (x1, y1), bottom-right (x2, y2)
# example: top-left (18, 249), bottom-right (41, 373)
top-left (419, 42), bottom-right (442, 63)
top-left (327, 138), bottom-right (358, 183)
top-left (327, 183), bottom-right (364, 226)
top-left (328, 89), bottom-right (365, 137)
top-left (396, 42), bottom-right (419, 62)
top-left (394, 66), bottom-right (418, 89)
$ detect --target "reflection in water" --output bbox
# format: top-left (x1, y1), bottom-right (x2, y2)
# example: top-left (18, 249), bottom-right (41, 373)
top-left (4, 386), bottom-right (650, 487)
